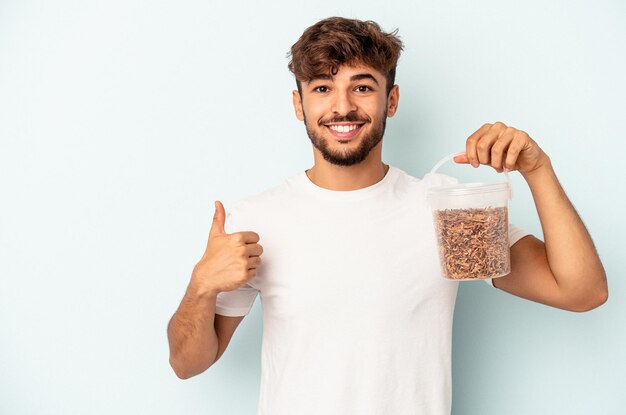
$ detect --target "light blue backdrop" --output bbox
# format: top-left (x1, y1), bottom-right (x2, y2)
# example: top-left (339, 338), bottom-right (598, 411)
top-left (1, 0), bottom-right (624, 414)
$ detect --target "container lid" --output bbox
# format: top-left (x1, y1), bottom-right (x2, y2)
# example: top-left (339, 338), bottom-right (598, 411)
top-left (427, 181), bottom-right (512, 199)
top-left (427, 151), bottom-right (513, 200)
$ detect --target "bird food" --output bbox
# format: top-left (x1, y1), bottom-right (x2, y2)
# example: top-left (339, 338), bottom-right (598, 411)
top-left (433, 206), bottom-right (510, 280)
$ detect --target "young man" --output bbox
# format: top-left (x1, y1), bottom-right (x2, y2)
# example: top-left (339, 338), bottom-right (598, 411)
top-left (167, 17), bottom-right (607, 415)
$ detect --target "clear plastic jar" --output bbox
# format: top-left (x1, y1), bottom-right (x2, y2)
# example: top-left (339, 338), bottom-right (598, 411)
top-left (427, 154), bottom-right (513, 281)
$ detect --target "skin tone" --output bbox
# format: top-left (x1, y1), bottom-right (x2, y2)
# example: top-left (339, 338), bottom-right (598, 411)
top-left (292, 64), bottom-right (608, 312)
top-left (454, 123), bottom-right (607, 310)
top-left (167, 61), bottom-right (609, 380)
top-left (292, 65), bottom-right (399, 191)
top-left (167, 204), bottom-right (261, 378)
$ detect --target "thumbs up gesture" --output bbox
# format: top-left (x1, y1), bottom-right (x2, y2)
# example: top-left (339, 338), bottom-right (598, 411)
top-left (190, 201), bottom-right (263, 297)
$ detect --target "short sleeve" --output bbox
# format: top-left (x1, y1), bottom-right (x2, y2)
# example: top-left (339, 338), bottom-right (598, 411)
top-left (216, 284), bottom-right (259, 316)
top-left (483, 223), bottom-right (532, 287)
top-left (214, 202), bottom-right (260, 316)
top-left (508, 223), bottom-right (531, 246)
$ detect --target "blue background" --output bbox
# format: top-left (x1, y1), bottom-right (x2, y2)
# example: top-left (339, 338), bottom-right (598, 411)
top-left (1, 0), bottom-right (624, 413)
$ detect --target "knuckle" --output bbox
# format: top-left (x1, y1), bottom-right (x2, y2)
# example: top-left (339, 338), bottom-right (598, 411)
top-left (510, 136), bottom-right (523, 147)
top-left (493, 121), bottom-right (506, 128)
top-left (192, 262), bottom-right (204, 276)
top-left (477, 142), bottom-right (489, 152)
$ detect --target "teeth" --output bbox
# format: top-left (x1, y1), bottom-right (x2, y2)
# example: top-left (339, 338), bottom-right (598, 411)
top-left (329, 124), bottom-right (359, 133)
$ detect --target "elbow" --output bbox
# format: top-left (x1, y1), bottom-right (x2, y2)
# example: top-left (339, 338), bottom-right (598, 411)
top-left (567, 281), bottom-right (609, 313)
top-left (173, 370), bottom-right (191, 380)
top-left (172, 369), bottom-right (192, 381)
top-left (169, 356), bottom-right (212, 380)
top-left (170, 356), bottom-right (193, 380)
top-left (582, 288), bottom-right (608, 312)
top-left (586, 271), bottom-right (609, 311)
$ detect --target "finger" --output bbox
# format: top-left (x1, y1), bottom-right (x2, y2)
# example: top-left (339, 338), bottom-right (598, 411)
top-left (504, 131), bottom-right (528, 171)
top-left (231, 231), bottom-right (261, 245)
top-left (245, 243), bottom-right (264, 257)
top-left (453, 153), bottom-right (470, 164)
top-left (465, 123), bottom-right (492, 168)
top-left (209, 200), bottom-right (227, 238)
top-left (474, 126), bottom-right (503, 166)
top-left (491, 127), bottom-right (516, 172)
top-left (247, 256), bottom-right (262, 269)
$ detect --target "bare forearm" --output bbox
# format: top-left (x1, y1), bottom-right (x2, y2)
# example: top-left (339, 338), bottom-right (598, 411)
top-left (167, 281), bottom-right (219, 379)
top-left (522, 158), bottom-right (607, 303)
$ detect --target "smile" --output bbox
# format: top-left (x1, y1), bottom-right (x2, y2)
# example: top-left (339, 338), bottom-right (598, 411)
top-left (324, 123), bottom-right (365, 140)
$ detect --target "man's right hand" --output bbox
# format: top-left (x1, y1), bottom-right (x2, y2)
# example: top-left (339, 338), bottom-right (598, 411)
top-left (190, 200), bottom-right (263, 297)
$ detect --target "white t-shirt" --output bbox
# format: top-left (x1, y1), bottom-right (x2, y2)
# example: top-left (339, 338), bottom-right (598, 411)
top-left (216, 165), bottom-right (529, 415)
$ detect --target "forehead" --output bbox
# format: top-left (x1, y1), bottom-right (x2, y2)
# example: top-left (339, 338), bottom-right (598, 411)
top-left (307, 64), bottom-right (385, 83)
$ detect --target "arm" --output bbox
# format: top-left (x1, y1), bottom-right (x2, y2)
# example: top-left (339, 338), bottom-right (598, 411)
top-left (167, 200), bottom-right (262, 378)
top-left (167, 278), bottom-right (245, 379)
top-left (458, 122), bottom-right (608, 312)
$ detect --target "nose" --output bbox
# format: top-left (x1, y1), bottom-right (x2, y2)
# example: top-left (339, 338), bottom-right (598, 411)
top-left (331, 90), bottom-right (357, 115)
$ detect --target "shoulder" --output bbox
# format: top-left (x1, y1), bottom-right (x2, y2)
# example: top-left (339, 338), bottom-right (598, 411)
top-left (224, 171), bottom-right (305, 229)
top-left (390, 165), bottom-right (459, 192)
top-left (233, 171), bottom-right (303, 210)
top-left (420, 172), bottom-right (459, 187)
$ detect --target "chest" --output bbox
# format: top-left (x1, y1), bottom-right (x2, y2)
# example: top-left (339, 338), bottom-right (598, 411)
top-left (253, 199), bottom-right (457, 323)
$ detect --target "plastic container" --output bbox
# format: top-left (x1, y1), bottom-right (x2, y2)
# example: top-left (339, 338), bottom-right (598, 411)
top-left (427, 152), bottom-right (513, 281)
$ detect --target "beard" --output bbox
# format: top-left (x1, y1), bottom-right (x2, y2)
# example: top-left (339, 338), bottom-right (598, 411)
top-left (303, 111), bottom-right (387, 167)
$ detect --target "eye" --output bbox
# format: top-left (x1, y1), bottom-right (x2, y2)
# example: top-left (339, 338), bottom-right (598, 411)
top-left (314, 86), bottom-right (329, 93)
top-left (355, 85), bottom-right (373, 93)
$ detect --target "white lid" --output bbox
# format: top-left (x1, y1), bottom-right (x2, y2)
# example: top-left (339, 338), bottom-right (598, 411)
top-left (427, 181), bottom-right (512, 199)
top-left (427, 152), bottom-right (513, 200)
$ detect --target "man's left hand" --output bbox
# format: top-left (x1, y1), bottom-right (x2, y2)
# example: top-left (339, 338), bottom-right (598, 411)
top-left (453, 122), bottom-right (550, 176)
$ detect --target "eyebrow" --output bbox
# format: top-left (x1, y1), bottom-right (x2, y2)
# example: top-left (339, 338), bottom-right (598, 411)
top-left (307, 73), bottom-right (379, 85)
top-left (350, 73), bottom-right (379, 85)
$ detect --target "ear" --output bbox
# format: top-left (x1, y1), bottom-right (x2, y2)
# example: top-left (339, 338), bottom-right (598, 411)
top-left (292, 90), bottom-right (304, 121)
top-left (386, 85), bottom-right (400, 117)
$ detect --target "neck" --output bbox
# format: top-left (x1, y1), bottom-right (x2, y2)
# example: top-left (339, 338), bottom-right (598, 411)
top-left (305, 149), bottom-right (389, 191)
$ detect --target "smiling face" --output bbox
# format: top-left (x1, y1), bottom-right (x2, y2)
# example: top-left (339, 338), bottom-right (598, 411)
top-left (293, 65), bottom-right (399, 167)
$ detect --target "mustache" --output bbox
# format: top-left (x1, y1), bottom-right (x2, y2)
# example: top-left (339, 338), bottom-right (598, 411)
top-left (318, 113), bottom-right (370, 126)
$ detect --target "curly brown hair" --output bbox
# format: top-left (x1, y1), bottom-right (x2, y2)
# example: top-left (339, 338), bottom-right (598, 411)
top-left (288, 17), bottom-right (404, 96)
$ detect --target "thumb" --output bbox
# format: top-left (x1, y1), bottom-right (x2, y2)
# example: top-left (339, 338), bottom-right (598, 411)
top-left (209, 200), bottom-right (227, 237)
top-left (453, 153), bottom-right (470, 164)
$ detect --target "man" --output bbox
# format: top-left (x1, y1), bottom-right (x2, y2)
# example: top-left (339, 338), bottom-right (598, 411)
top-left (167, 17), bottom-right (607, 415)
